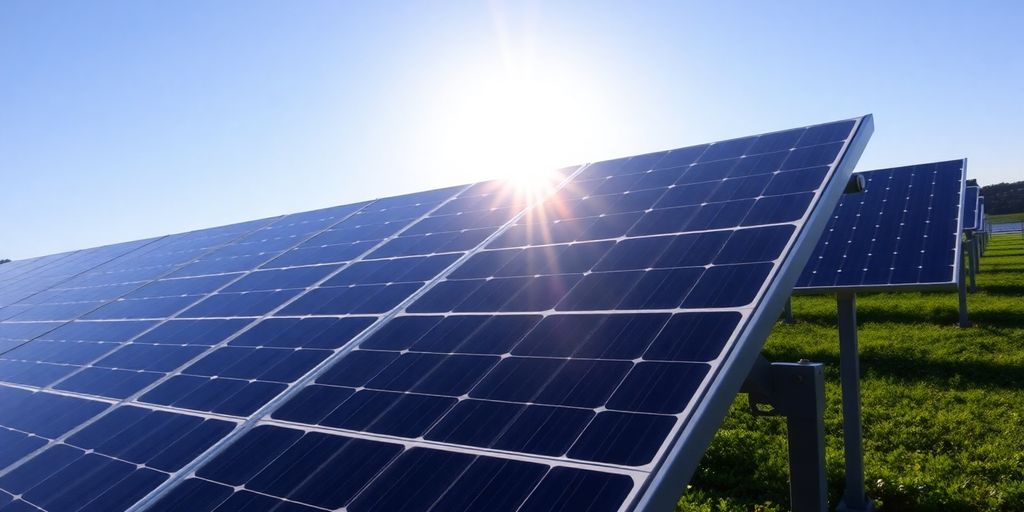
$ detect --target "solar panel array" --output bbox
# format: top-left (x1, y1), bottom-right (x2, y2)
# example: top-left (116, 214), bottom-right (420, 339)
top-left (974, 196), bottom-right (983, 231)
top-left (795, 159), bottom-right (966, 292)
top-left (963, 185), bottom-right (980, 231)
top-left (0, 116), bottom-right (871, 512)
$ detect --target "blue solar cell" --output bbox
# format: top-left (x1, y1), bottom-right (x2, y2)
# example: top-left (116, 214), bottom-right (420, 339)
top-left (271, 385), bottom-right (355, 425)
top-left (140, 375), bottom-right (285, 416)
top-left (95, 343), bottom-right (207, 372)
top-left (366, 353), bottom-right (498, 395)
top-left (0, 360), bottom-right (76, 387)
top-left (123, 274), bottom-right (239, 299)
top-left (241, 432), bottom-right (399, 508)
top-left (519, 467), bottom-right (634, 512)
top-left (796, 159), bottom-right (965, 291)
top-left (20, 451), bottom-right (160, 511)
top-left (3, 339), bottom-right (114, 365)
top-left (134, 318), bottom-right (249, 345)
top-left (0, 386), bottom-right (108, 439)
top-left (183, 347), bottom-right (329, 382)
top-left (179, 289), bottom-right (302, 318)
top-left (84, 295), bottom-right (202, 320)
top-left (65, 406), bottom-right (233, 472)
top-left (221, 265), bottom-right (340, 292)
top-left (0, 429), bottom-right (47, 468)
top-left (568, 411), bottom-right (676, 465)
top-left (489, 403), bottom-right (594, 455)
top-left (146, 478), bottom-right (234, 512)
top-left (321, 390), bottom-right (456, 437)
top-left (317, 349), bottom-right (399, 387)
top-left (56, 367), bottom-right (162, 398)
top-left (346, 448), bottom-right (473, 512)
top-left (227, 316), bottom-right (374, 349)
top-left (277, 282), bottom-right (423, 315)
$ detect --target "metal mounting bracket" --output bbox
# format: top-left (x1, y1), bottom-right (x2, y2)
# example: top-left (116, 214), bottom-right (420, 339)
top-left (741, 356), bottom-right (827, 512)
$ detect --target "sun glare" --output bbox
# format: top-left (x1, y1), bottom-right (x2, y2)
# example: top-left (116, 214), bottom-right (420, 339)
top-left (428, 65), bottom-right (608, 203)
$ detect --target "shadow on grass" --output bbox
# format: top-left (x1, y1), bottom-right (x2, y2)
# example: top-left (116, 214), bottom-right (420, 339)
top-left (764, 346), bottom-right (1024, 390)
top-left (980, 284), bottom-right (1024, 296)
top-left (789, 305), bottom-right (1024, 328)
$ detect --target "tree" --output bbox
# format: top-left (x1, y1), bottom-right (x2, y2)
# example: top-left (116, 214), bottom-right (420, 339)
top-left (981, 180), bottom-right (1024, 215)
top-left (0, 259), bottom-right (10, 264)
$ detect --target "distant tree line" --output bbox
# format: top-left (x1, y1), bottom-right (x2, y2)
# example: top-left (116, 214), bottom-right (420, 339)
top-left (0, 259), bottom-right (10, 264)
top-left (981, 180), bottom-right (1024, 214)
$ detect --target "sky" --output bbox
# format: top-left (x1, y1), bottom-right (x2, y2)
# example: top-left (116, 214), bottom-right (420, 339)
top-left (2, 1), bottom-right (1022, 260)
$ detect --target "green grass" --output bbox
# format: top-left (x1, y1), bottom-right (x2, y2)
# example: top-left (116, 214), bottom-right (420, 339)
top-left (988, 212), bottom-right (1024, 224)
top-left (678, 234), bottom-right (1024, 511)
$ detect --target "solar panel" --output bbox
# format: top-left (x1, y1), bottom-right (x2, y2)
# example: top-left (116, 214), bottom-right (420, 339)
top-left (0, 116), bottom-right (872, 512)
top-left (978, 196), bottom-right (986, 230)
top-left (795, 159), bottom-right (966, 292)
top-left (963, 186), bottom-right (980, 231)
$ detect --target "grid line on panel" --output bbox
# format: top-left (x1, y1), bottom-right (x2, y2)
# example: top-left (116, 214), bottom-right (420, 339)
top-left (0, 209), bottom-right (362, 480)
top-left (35, 214), bottom-right (353, 390)
top-left (259, 393), bottom-right (674, 475)
top-left (169, 476), bottom-right (337, 512)
top-left (0, 384), bottom-right (241, 512)
top-left (0, 250), bottom-right (116, 307)
top-left (0, 218), bottom-right (283, 327)
top-left (10, 217), bottom-right (287, 390)
top-left (259, 417), bottom-right (650, 481)
top-left (127, 172), bottom-right (589, 512)
top-left (0, 216), bottom-right (299, 479)
top-left (0, 381), bottom-right (245, 424)
top-left (0, 237), bottom-right (172, 353)
top-left (124, 183), bottom-right (496, 511)
top-left (0, 252), bottom-right (80, 303)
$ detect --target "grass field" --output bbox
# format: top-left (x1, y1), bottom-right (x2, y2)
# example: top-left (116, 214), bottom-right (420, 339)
top-left (679, 233), bottom-right (1024, 511)
top-left (988, 212), bottom-right (1024, 224)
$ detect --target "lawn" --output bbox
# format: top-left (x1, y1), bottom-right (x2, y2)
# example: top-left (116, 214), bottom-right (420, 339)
top-left (679, 233), bottom-right (1024, 511)
top-left (988, 212), bottom-right (1024, 224)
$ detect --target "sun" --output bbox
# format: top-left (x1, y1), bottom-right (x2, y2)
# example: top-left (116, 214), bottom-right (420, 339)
top-left (504, 166), bottom-right (563, 205)
top-left (425, 65), bottom-right (608, 201)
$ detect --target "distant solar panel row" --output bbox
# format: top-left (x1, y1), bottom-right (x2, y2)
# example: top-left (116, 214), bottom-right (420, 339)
top-left (795, 159), bottom-right (965, 292)
top-left (963, 185), bottom-right (980, 232)
top-left (0, 116), bottom-right (871, 512)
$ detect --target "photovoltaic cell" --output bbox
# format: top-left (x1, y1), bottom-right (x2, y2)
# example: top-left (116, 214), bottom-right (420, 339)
top-left (0, 116), bottom-right (871, 512)
top-left (795, 159), bottom-right (965, 292)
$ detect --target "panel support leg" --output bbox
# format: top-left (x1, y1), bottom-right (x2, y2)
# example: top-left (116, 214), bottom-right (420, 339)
top-left (742, 357), bottom-right (827, 512)
top-left (957, 253), bottom-right (971, 328)
top-left (784, 297), bottom-right (796, 324)
top-left (967, 235), bottom-right (977, 292)
top-left (973, 236), bottom-right (981, 276)
top-left (836, 292), bottom-right (874, 512)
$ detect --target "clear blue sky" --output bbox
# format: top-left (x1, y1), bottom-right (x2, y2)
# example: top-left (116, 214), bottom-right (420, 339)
top-left (2, 1), bottom-right (1021, 260)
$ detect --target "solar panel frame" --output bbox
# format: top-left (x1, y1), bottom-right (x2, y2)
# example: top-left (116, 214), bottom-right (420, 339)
top-left (794, 159), bottom-right (967, 294)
